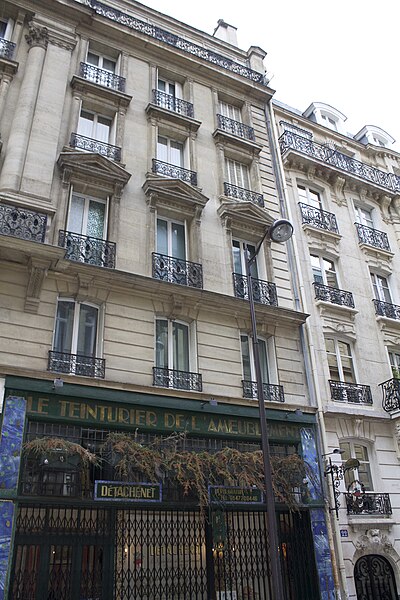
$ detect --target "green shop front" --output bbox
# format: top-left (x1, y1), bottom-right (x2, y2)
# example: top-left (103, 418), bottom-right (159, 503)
top-left (2, 377), bottom-right (335, 600)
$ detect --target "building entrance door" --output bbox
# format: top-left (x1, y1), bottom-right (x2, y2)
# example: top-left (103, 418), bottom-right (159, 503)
top-left (354, 555), bottom-right (398, 600)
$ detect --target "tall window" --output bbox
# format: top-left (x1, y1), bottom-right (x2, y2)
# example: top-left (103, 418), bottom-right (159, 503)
top-left (241, 334), bottom-right (271, 384)
top-left (225, 158), bottom-right (250, 189)
top-left (86, 49), bottom-right (116, 74)
top-left (157, 135), bottom-right (184, 167)
top-left (157, 77), bottom-right (182, 99)
top-left (339, 441), bottom-right (373, 491)
top-left (53, 300), bottom-right (99, 359)
top-left (155, 319), bottom-right (190, 373)
top-left (220, 101), bottom-right (241, 122)
top-left (157, 218), bottom-right (186, 260)
top-left (370, 273), bottom-right (392, 304)
top-left (388, 350), bottom-right (400, 377)
top-left (354, 206), bottom-right (374, 229)
top-left (325, 338), bottom-right (356, 383)
top-left (78, 110), bottom-right (112, 143)
top-left (297, 185), bottom-right (322, 210)
top-left (232, 239), bottom-right (258, 279)
top-left (68, 194), bottom-right (107, 240)
top-left (310, 255), bottom-right (338, 287)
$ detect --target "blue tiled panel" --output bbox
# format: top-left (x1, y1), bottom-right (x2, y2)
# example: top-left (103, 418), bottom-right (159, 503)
top-left (300, 427), bottom-right (323, 500)
top-left (0, 501), bottom-right (14, 600)
top-left (310, 508), bottom-right (336, 600)
top-left (0, 396), bottom-right (26, 490)
top-left (0, 396), bottom-right (27, 600)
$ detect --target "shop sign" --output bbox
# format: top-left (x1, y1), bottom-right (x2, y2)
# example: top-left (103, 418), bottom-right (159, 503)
top-left (209, 485), bottom-right (264, 505)
top-left (94, 480), bottom-right (162, 502)
top-left (21, 392), bottom-right (304, 441)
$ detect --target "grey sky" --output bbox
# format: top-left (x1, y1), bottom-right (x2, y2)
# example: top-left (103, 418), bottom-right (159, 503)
top-left (141, 0), bottom-right (400, 150)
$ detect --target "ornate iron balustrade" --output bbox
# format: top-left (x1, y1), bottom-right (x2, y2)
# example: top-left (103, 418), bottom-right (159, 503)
top-left (79, 61), bottom-right (126, 92)
top-left (0, 203), bottom-right (47, 243)
top-left (373, 299), bottom-right (400, 320)
top-left (279, 121), bottom-right (313, 140)
top-left (58, 230), bottom-right (116, 269)
top-left (224, 182), bottom-right (264, 207)
top-left (153, 366), bottom-right (202, 392)
top-left (299, 203), bottom-right (339, 233)
top-left (314, 282), bottom-right (355, 308)
top-left (152, 89), bottom-right (194, 118)
top-left (242, 380), bottom-right (285, 402)
top-left (82, 0), bottom-right (267, 86)
top-left (345, 492), bottom-right (392, 516)
top-left (279, 130), bottom-right (400, 194)
top-left (0, 38), bottom-right (16, 60)
top-left (48, 350), bottom-right (105, 379)
top-left (356, 223), bottom-right (390, 251)
top-left (329, 380), bottom-right (373, 405)
top-left (152, 252), bottom-right (203, 288)
top-left (233, 273), bottom-right (278, 306)
top-left (70, 133), bottom-right (121, 162)
top-left (380, 377), bottom-right (400, 413)
top-left (216, 114), bottom-right (255, 141)
top-left (152, 158), bottom-right (197, 186)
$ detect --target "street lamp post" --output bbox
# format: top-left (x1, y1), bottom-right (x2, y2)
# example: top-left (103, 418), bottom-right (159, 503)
top-left (244, 219), bottom-right (293, 600)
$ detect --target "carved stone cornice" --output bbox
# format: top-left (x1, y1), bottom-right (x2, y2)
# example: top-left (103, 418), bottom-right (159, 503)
top-left (143, 174), bottom-right (208, 221)
top-left (25, 22), bottom-right (49, 50)
top-left (71, 76), bottom-right (132, 110)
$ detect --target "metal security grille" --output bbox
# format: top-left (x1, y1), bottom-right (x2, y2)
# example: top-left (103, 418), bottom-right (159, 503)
top-left (115, 509), bottom-right (208, 600)
top-left (354, 555), bottom-right (398, 600)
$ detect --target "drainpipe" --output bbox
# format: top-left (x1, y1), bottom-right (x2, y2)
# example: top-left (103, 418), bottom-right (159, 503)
top-left (264, 100), bottom-right (349, 600)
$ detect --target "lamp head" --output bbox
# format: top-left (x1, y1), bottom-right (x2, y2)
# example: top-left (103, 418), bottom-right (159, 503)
top-left (268, 219), bottom-right (294, 243)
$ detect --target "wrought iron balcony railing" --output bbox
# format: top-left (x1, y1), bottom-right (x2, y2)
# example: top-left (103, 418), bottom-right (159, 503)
top-left (58, 230), bottom-right (116, 269)
top-left (314, 282), bottom-right (355, 308)
top-left (242, 380), bottom-right (285, 403)
top-left (345, 492), bottom-right (392, 516)
top-left (79, 61), bottom-right (126, 92)
top-left (380, 377), bottom-right (400, 413)
top-left (279, 130), bottom-right (400, 194)
top-left (299, 203), bottom-right (339, 233)
top-left (373, 299), bottom-right (400, 320)
top-left (329, 380), bottom-right (373, 405)
top-left (216, 114), bottom-right (255, 141)
top-left (48, 350), bottom-right (105, 379)
top-left (0, 38), bottom-right (16, 60)
top-left (152, 252), bottom-right (203, 288)
top-left (224, 182), bottom-right (264, 207)
top-left (153, 366), bottom-right (202, 392)
top-left (152, 158), bottom-right (197, 186)
top-left (152, 89), bottom-right (194, 118)
top-left (70, 133), bottom-right (122, 162)
top-left (233, 273), bottom-right (278, 306)
top-left (0, 203), bottom-right (47, 243)
top-left (84, 0), bottom-right (267, 86)
top-left (355, 223), bottom-right (390, 251)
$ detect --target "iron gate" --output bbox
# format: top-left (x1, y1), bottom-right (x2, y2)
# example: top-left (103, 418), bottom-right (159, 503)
top-left (10, 505), bottom-right (319, 600)
top-left (354, 555), bottom-right (398, 600)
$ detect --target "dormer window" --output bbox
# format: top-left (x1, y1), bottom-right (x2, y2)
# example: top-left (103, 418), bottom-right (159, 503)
top-left (353, 125), bottom-right (395, 148)
top-left (303, 102), bottom-right (346, 134)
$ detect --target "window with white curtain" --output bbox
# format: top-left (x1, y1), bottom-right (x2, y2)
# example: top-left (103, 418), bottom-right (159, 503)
top-left (157, 135), bottom-right (184, 167)
top-left (225, 157), bottom-right (250, 189)
top-left (370, 272), bottom-right (392, 304)
top-left (325, 338), bottom-right (356, 383)
top-left (53, 300), bottom-right (99, 359)
top-left (77, 109), bottom-right (112, 143)
top-left (219, 101), bottom-right (242, 122)
top-left (155, 318), bottom-right (191, 373)
top-left (240, 334), bottom-right (272, 384)
top-left (339, 441), bottom-right (373, 491)
top-left (157, 218), bottom-right (186, 260)
top-left (86, 49), bottom-right (116, 74)
top-left (310, 254), bottom-right (338, 288)
top-left (68, 193), bottom-right (107, 240)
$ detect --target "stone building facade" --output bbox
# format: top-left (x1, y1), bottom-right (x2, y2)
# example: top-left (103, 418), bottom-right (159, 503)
top-left (273, 99), bottom-right (400, 599)
top-left (0, 2), bottom-right (332, 600)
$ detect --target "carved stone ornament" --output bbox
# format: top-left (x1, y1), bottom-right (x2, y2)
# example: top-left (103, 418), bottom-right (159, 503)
top-left (25, 259), bottom-right (49, 313)
top-left (25, 23), bottom-right (49, 49)
top-left (354, 530), bottom-right (397, 563)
